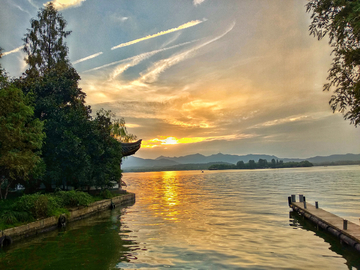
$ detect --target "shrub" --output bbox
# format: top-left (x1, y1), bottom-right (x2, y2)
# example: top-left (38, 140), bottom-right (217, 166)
top-left (0, 210), bottom-right (18, 224)
top-left (13, 193), bottom-right (61, 219)
top-left (13, 193), bottom-right (41, 215)
top-left (55, 190), bottom-right (93, 207)
top-left (13, 211), bottom-right (33, 223)
top-left (100, 189), bottom-right (113, 199)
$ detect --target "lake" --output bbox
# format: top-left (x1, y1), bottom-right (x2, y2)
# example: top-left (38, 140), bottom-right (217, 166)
top-left (1, 165), bottom-right (360, 269)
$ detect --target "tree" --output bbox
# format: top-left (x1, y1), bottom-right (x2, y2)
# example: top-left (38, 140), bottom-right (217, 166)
top-left (0, 65), bottom-right (45, 199)
top-left (248, 160), bottom-right (256, 169)
top-left (258, 158), bottom-right (268, 168)
top-left (236, 160), bottom-right (245, 169)
top-left (306, 0), bottom-right (360, 126)
top-left (23, 2), bottom-right (71, 77)
top-left (80, 110), bottom-right (124, 191)
top-left (19, 3), bottom-right (91, 191)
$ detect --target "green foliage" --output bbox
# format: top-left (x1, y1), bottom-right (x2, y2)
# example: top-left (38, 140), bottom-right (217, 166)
top-left (0, 190), bottom-right (98, 228)
top-left (99, 189), bottom-right (114, 199)
top-left (0, 210), bottom-right (18, 224)
top-left (55, 190), bottom-right (94, 207)
top-left (23, 2), bottom-right (71, 76)
top-left (306, 0), bottom-right (360, 126)
top-left (0, 79), bottom-right (45, 199)
top-left (13, 193), bottom-right (63, 218)
top-left (12, 191), bottom-right (93, 220)
top-left (208, 164), bottom-right (237, 170)
top-left (1, 4), bottom-right (137, 194)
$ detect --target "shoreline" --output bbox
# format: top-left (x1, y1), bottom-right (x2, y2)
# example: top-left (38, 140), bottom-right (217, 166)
top-left (0, 192), bottom-right (135, 247)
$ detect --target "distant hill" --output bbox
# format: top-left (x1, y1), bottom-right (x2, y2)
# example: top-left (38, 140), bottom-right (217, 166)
top-left (122, 153), bottom-right (360, 172)
top-left (307, 154), bottom-right (360, 164)
top-left (155, 153), bottom-right (279, 164)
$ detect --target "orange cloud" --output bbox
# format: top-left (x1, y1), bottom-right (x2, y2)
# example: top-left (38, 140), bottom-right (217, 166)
top-left (141, 134), bottom-right (254, 148)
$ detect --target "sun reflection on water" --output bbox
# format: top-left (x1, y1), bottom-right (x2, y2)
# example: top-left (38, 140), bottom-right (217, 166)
top-left (156, 171), bottom-right (181, 221)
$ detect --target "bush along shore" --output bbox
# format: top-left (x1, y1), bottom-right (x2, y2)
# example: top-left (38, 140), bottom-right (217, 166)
top-left (0, 190), bottom-right (135, 247)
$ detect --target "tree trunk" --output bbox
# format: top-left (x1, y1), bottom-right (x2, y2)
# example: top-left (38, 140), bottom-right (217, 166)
top-left (4, 180), bottom-right (12, 200)
top-left (0, 179), bottom-right (4, 200)
top-left (118, 160), bottom-right (123, 191)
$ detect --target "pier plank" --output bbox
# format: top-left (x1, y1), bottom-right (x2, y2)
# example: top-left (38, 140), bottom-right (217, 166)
top-left (291, 202), bottom-right (360, 245)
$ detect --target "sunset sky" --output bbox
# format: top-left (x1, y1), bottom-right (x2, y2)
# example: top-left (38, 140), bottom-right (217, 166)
top-left (1, 0), bottom-right (359, 159)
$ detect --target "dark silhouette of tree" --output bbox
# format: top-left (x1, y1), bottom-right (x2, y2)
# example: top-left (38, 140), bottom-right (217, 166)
top-left (306, 0), bottom-right (360, 126)
top-left (236, 160), bottom-right (245, 169)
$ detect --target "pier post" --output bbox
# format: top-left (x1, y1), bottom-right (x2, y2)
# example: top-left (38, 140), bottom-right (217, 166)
top-left (343, 220), bottom-right (348, 230)
top-left (291, 195), bottom-right (296, 203)
top-left (288, 197), bottom-right (292, 206)
top-left (315, 201), bottom-right (319, 209)
top-left (303, 196), bottom-right (307, 209)
top-left (299, 194), bottom-right (304, 202)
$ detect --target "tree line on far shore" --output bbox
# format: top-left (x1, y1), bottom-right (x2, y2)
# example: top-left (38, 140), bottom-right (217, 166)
top-left (208, 159), bottom-right (313, 170)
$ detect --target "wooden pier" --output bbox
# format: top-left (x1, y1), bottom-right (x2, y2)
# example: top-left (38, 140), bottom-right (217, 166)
top-left (289, 195), bottom-right (360, 252)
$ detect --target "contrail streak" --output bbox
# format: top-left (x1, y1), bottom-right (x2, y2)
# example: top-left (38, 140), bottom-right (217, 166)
top-left (83, 40), bottom-right (196, 74)
top-left (73, 52), bottom-right (103, 64)
top-left (139, 21), bottom-right (236, 83)
top-left (111, 20), bottom-right (204, 50)
top-left (2, 46), bottom-right (23, 57)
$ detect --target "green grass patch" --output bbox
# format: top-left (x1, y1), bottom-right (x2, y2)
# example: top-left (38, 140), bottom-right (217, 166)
top-left (0, 189), bottom-right (121, 230)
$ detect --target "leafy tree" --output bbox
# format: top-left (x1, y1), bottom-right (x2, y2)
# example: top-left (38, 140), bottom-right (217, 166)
top-left (258, 158), bottom-right (267, 168)
top-left (271, 158), bottom-right (276, 167)
top-left (236, 160), bottom-right (245, 169)
top-left (0, 60), bottom-right (45, 199)
top-left (19, 3), bottom-right (93, 191)
top-left (306, 0), bottom-right (360, 126)
top-left (248, 160), bottom-right (256, 169)
top-left (23, 2), bottom-right (71, 77)
top-left (18, 4), bottom-right (137, 191)
top-left (87, 109), bottom-right (130, 190)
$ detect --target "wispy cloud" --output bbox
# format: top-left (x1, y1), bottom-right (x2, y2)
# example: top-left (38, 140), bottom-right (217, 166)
top-left (2, 46), bottom-right (23, 57)
top-left (45, 0), bottom-right (86, 10)
top-left (251, 114), bottom-right (314, 128)
top-left (139, 21), bottom-right (236, 83)
top-left (108, 40), bottom-right (197, 80)
top-left (11, 3), bottom-right (32, 16)
top-left (27, 0), bottom-right (38, 9)
top-left (73, 52), bottom-right (103, 64)
top-left (111, 20), bottom-right (204, 50)
top-left (83, 40), bottom-right (196, 74)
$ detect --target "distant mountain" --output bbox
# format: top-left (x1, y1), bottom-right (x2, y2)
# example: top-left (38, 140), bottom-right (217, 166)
top-left (153, 153), bottom-right (279, 164)
top-left (156, 153), bottom-right (206, 164)
top-left (122, 153), bottom-right (360, 171)
top-left (307, 154), bottom-right (360, 164)
top-left (122, 156), bottom-right (179, 169)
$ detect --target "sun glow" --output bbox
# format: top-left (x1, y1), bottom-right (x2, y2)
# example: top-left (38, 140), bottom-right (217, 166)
top-left (142, 136), bottom-right (213, 148)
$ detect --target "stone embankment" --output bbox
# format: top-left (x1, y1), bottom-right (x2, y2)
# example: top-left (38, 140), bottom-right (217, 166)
top-left (0, 192), bottom-right (135, 246)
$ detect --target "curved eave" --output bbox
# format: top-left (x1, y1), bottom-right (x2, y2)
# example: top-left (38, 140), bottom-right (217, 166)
top-left (121, 139), bottom-right (142, 157)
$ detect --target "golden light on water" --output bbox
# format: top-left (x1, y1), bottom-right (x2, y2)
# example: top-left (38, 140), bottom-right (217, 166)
top-left (161, 171), bottom-right (180, 221)
top-left (142, 171), bottom-right (181, 222)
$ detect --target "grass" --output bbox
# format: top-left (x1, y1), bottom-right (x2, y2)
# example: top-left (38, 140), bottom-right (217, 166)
top-left (0, 189), bottom-right (122, 230)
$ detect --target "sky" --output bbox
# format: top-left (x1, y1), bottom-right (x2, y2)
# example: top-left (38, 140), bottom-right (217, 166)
top-left (1, 0), bottom-right (359, 159)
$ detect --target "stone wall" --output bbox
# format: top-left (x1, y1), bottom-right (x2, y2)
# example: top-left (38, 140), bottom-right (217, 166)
top-left (0, 193), bottom-right (135, 244)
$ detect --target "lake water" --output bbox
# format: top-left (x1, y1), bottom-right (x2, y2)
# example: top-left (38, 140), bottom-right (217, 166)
top-left (1, 166), bottom-right (360, 269)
